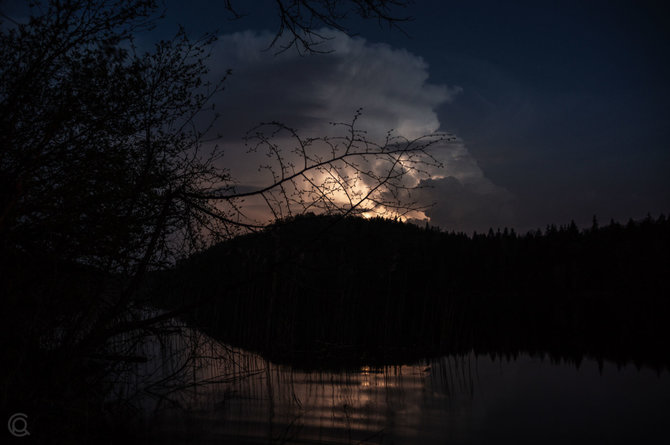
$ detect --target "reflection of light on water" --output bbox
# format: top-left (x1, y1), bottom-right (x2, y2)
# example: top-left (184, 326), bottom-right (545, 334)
top-left (115, 321), bottom-right (670, 444)
top-left (112, 316), bottom-right (478, 443)
top-left (145, 337), bottom-right (474, 444)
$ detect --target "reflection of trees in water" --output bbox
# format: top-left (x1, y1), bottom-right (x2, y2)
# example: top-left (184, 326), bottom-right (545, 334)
top-left (169, 213), bottom-right (670, 371)
top-left (121, 325), bottom-right (670, 444)
top-left (122, 324), bottom-right (477, 443)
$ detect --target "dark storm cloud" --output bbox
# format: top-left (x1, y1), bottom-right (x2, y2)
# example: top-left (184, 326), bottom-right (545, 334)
top-left (210, 30), bottom-right (459, 140)
top-left (414, 176), bottom-right (515, 234)
top-left (206, 29), bottom-right (515, 230)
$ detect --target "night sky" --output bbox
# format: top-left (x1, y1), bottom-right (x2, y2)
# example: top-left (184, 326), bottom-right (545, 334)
top-left (17, 0), bottom-right (670, 233)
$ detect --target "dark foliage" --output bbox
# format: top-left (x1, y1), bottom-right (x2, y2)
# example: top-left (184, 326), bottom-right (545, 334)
top-left (0, 0), bottom-right (422, 441)
top-left (157, 213), bottom-right (670, 370)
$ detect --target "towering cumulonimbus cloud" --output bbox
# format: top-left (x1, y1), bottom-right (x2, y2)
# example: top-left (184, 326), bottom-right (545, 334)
top-left (207, 29), bottom-right (514, 232)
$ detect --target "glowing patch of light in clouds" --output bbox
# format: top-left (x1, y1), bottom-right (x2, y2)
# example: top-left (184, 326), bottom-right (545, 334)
top-left (206, 29), bottom-right (514, 231)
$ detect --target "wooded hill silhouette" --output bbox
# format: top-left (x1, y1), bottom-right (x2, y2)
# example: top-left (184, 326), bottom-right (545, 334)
top-left (155, 213), bottom-right (670, 370)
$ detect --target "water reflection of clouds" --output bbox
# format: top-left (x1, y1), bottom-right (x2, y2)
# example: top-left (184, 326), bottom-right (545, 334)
top-left (133, 327), bottom-right (670, 444)
top-left (169, 340), bottom-right (471, 443)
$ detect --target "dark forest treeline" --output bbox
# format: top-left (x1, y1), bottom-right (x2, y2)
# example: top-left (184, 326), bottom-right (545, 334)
top-left (155, 213), bottom-right (670, 370)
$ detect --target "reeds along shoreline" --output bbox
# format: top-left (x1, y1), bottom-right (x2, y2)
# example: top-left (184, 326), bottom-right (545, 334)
top-left (155, 213), bottom-right (670, 370)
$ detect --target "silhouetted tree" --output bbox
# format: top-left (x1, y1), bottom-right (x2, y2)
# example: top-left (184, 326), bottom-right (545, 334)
top-left (168, 213), bottom-right (670, 370)
top-left (0, 0), bottom-right (433, 439)
top-left (223, 0), bottom-right (412, 54)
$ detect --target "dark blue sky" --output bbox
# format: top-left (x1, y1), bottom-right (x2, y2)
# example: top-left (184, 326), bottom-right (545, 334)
top-left (150, 1), bottom-right (670, 230)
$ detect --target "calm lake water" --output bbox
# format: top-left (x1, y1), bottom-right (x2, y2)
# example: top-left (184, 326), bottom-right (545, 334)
top-left (130, 326), bottom-right (670, 444)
